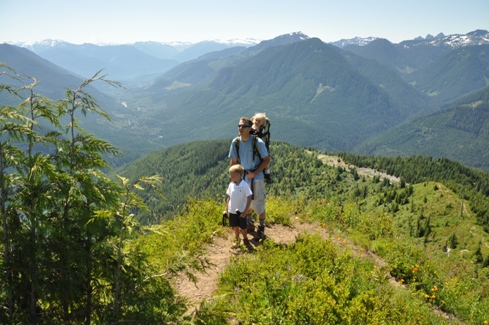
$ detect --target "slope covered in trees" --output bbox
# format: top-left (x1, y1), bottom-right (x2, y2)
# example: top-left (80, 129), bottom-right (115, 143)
top-left (2, 65), bottom-right (489, 324)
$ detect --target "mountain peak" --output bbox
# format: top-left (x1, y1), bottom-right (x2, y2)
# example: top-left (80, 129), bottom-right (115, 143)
top-left (400, 30), bottom-right (489, 49)
top-left (272, 32), bottom-right (310, 42)
top-left (330, 36), bottom-right (378, 48)
top-left (246, 32), bottom-right (310, 54)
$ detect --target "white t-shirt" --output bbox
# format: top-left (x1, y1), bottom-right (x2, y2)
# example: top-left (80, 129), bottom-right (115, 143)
top-left (226, 179), bottom-right (252, 213)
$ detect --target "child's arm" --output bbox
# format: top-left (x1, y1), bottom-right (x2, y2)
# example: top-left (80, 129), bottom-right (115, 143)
top-left (240, 195), bottom-right (252, 218)
top-left (225, 196), bottom-right (230, 214)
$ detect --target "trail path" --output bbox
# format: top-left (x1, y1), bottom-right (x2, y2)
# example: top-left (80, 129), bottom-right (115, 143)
top-left (170, 221), bottom-right (400, 314)
top-left (171, 220), bottom-right (459, 322)
top-left (171, 153), bottom-right (401, 312)
top-left (171, 222), bottom-right (325, 313)
top-left (170, 153), bottom-right (459, 322)
top-left (315, 153), bottom-right (401, 183)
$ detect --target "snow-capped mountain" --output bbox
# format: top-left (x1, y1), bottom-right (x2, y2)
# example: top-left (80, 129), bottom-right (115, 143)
top-left (10, 30), bottom-right (488, 55)
top-left (330, 30), bottom-right (489, 49)
top-left (330, 36), bottom-right (378, 48)
top-left (401, 29), bottom-right (489, 49)
top-left (12, 39), bottom-right (72, 52)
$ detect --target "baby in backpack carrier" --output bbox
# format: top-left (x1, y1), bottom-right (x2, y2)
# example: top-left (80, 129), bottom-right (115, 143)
top-left (251, 112), bottom-right (272, 184)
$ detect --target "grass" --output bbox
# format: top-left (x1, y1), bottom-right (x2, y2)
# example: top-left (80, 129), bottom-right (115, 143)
top-left (131, 177), bottom-right (489, 324)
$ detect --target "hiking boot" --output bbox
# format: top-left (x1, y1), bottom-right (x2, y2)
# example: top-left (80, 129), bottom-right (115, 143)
top-left (243, 238), bottom-right (251, 246)
top-left (264, 173), bottom-right (273, 184)
top-left (255, 225), bottom-right (265, 240)
top-left (246, 214), bottom-right (255, 232)
top-left (247, 223), bottom-right (256, 233)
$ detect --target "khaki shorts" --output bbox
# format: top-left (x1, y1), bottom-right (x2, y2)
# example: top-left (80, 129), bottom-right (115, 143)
top-left (249, 179), bottom-right (266, 215)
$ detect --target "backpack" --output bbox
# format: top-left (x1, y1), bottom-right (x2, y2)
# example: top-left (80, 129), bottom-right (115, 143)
top-left (234, 118), bottom-right (271, 168)
top-left (254, 118), bottom-right (271, 151)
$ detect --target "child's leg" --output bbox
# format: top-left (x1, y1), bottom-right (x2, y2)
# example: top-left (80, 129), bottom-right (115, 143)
top-left (241, 228), bottom-right (250, 245)
top-left (231, 226), bottom-right (241, 247)
top-left (239, 215), bottom-right (250, 245)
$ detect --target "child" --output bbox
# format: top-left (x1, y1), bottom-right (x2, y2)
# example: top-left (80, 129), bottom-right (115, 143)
top-left (251, 112), bottom-right (272, 183)
top-left (225, 164), bottom-right (253, 247)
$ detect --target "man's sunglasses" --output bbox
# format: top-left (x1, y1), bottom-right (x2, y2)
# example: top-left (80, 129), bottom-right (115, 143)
top-left (238, 124), bottom-right (251, 128)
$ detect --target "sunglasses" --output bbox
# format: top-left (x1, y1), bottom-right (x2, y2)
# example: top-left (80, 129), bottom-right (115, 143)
top-left (238, 124), bottom-right (251, 128)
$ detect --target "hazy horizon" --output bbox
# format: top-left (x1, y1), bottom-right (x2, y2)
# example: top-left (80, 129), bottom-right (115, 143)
top-left (1, 0), bottom-right (488, 45)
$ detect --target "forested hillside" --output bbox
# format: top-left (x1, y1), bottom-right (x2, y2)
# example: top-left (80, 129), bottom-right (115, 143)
top-left (115, 139), bottom-right (489, 324)
top-left (356, 86), bottom-right (489, 170)
top-left (2, 70), bottom-right (489, 323)
top-left (3, 32), bottom-right (489, 171)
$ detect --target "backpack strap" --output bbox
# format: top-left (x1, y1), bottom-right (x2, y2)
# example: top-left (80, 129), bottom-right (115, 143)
top-left (252, 136), bottom-right (262, 162)
top-left (234, 136), bottom-right (241, 162)
top-left (234, 136), bottom-right (262, 167)
top-left (259, 119), bottom-right (271, 151)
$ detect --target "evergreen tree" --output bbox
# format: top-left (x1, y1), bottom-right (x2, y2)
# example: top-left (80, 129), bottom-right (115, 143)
top-left (0, 67), bottom-right (183, 324)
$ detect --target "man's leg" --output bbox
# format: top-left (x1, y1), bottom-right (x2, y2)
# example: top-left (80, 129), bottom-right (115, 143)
top-left (250, 179), bottom-right (266, 237)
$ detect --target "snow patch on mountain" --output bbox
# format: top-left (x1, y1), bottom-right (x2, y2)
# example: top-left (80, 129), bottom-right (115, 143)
top-left (330, 36), bottom-right (378, 48)
top-left (408, 30), bottom-right (489, 49)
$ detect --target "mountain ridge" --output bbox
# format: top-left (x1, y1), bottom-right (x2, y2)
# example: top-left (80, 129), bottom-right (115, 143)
top-left (2, 29), bottom-right (489, 170)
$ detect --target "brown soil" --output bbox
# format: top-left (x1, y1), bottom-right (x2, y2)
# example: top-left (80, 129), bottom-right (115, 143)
top-left (315, 153), bottom-right (401, 183)
top-left (170, 222), bottom-right (326, 313)
top-left (171, 220), bottom-right (460, 322)
top-left (170, 152), bottom-right (459, 322)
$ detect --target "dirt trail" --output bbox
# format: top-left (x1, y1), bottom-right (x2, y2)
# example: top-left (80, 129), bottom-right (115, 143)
top-left (170, 153), bottom-right (458, 322)
top-left (315, 153), bottom-right (401, 183)
top-left (171, 221), bottom-right (459, 322)
top-left (170, 221), bottom-right (399, 314)
top-left (171, 153), bottom-right (401, 312)
top-left (171, 222), bottom-right (326, 313)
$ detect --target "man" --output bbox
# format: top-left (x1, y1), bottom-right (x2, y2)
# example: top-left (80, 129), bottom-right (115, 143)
top-left (228, 117), bottom-right (270, 237)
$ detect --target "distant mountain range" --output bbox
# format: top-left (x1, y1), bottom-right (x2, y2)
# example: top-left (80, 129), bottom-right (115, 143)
top-left (1, 30), bottom-right (489, 170)
top-left (9, 38), bottom-right (261, 84)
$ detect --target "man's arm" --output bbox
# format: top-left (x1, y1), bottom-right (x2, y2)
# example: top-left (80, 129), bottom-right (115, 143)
top-left (230, 158), bottom-right (238, 166)
top-left (246, 156), bottom-right (270, 179)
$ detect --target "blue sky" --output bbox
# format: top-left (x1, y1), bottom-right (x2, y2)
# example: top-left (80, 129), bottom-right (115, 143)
top-left (1, 0), bottom-right (488, 44)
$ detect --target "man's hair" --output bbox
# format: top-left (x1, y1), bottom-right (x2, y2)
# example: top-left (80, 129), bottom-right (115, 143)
top-left (240, 117), bottom-right (253, 127)
top-left (229, 164), bottom-right (244, 176)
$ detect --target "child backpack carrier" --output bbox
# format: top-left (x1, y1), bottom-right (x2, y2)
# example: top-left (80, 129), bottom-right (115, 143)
top-left (234, 117), bottom-right (271, 164)
top-left (255, 117), bottom-right (271, 152)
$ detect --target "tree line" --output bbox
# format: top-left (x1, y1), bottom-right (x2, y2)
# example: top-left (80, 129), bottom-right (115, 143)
top-left (338, 153), bottom-right (489, 232)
